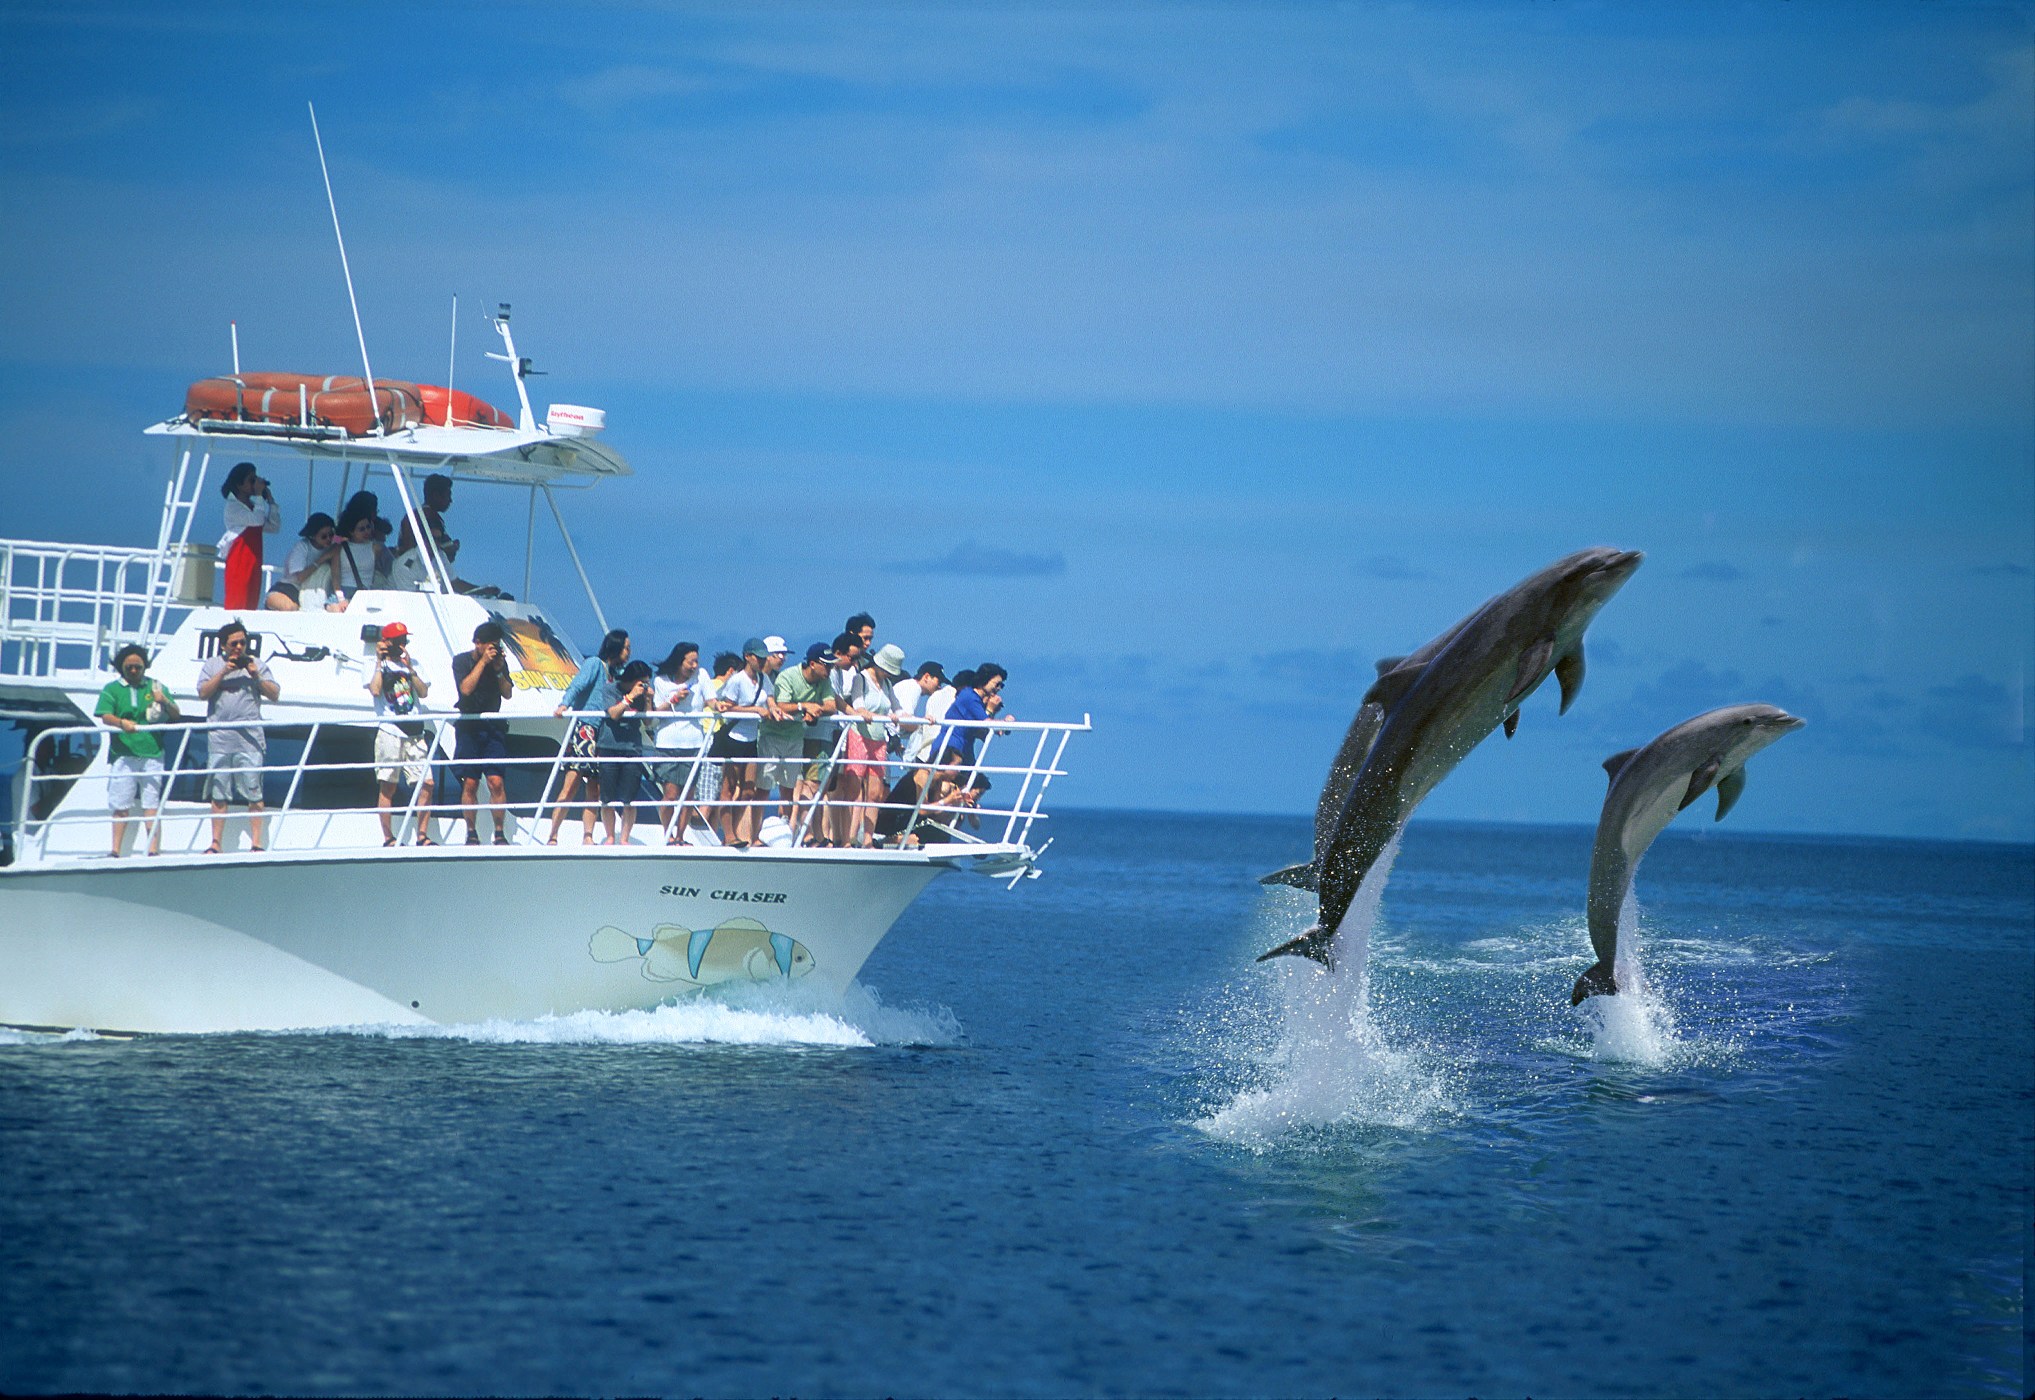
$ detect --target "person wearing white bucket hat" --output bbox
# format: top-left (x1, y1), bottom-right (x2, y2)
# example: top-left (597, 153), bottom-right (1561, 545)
top-left (840, 642), bottom-right (908, 847)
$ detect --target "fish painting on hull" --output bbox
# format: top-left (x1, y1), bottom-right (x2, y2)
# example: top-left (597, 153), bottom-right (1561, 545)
top-left (1573, 703), bottom-right (1805, 1004)
top-left (590, 917), bottom-right (815, 988)
top-left (1261, 546), bottom-right (1645, 968)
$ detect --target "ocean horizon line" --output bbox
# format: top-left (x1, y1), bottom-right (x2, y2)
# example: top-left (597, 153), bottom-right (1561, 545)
top-left (1049, 804), bottom-right (2035, 852)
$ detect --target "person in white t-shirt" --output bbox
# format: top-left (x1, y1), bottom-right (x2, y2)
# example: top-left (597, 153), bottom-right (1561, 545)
top-left (266, 513), bottom-right (347, 612)
top-left (650, 642), bottom-right (713, 844)
top-left (218, 462), bottom-right (279, 611)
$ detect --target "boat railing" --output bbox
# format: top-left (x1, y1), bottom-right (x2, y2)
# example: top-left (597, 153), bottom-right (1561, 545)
top-left (0, 537), bottom-right (203, 680)
top-left (8, 710), bottom-right (1090, 867)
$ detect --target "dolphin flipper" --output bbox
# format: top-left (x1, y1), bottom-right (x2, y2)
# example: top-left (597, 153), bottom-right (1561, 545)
top-left (1714, 767), bottom-right (1745, 820)
top-left (1555, 648), bottom-right (1586, 714)
top-left (1258, 861), bottom-right (1321, 890)
top-left (1680, 758), bottom-right (1721, 810)
top-left (1503, 709), bottom-right (1520, 739)
top-left (1257, 924), bottom-right (1334, 968)
top-left (1508, 636), bottom-right (1554, 704)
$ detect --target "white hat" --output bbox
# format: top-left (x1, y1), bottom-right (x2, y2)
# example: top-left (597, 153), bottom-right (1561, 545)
top-left (871, 643), bottom-right (907, 678)
top-left (762, 635), bottom-right (789, 654)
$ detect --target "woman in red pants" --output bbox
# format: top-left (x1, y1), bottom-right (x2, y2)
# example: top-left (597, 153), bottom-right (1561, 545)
top-left (217, 461), bottom-right (278, 610)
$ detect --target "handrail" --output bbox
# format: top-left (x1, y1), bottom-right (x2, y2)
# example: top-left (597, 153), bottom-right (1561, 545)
top-left (10, 710), bottom-right (1090, 867)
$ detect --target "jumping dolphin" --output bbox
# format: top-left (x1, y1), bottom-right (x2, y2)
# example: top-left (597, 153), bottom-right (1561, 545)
top-left (1572, 703), bottom-right (1805, 1004)
top-left (1260, 547), bottom-right (1645, 967)
top-left (1258, 621), bottom-right (1469, 892)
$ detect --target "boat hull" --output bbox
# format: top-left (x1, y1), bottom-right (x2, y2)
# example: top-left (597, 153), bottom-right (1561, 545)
top-left (0, 848), bottom-right (959, 1034)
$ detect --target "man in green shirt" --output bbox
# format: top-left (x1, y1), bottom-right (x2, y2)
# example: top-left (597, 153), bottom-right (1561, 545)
top-left (763, 643), bottom-right (837, 836)
top-left (94, 643), bottom-right (182, 856)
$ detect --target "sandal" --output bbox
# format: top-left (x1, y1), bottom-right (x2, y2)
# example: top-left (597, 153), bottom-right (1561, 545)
top-left (415, 836), bottom-right (436, 847)
top-left (465, 831), bottom-right (482, 846)
top-left (204, 844), bottom-right (220, 855)
top-left (493, 834), bottom-right (511, 846)
top-left (384, 837), bottom-right (398, 847)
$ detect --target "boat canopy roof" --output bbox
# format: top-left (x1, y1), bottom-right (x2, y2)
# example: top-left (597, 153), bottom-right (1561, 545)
top-left (143, 417), bottom-right (632, 486)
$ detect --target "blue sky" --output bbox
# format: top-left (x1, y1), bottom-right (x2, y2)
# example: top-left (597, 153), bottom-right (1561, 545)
top-left (3, 2), bottom-right (2031, 840)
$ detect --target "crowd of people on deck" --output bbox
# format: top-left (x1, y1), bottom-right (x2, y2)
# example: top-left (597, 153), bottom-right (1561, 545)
top-left (76, 468), bottom-right (1012, 856)
top-left (91, 612), bottom-right (1013, 857)
top-left (216, 465), bottom-right (501, 613)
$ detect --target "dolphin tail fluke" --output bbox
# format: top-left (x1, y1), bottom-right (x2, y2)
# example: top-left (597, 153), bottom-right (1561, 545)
top-left (1257, 924), bottom-right (1335, 968)
top-left (1258, 860), bottom-right (1320, 891)
top-left (1570, 960), bottom-right (1618, 1006)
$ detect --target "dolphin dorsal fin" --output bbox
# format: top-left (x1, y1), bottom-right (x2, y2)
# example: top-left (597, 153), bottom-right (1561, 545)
top-left (1364, 665), bottom-right (1422, 713)
top-left (1602, 747), bottom-right (1640, 781)
top-left (1374, 655), bottom-right (1408, 677)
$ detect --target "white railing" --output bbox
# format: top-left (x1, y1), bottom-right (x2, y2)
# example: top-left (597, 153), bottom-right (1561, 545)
top-left (7, 710), bottom-right (1089, 867)
top-left (0, 538), bottom-right (198, 680)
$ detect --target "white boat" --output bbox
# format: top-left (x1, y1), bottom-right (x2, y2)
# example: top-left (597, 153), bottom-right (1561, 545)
top-left (0, 307), bottom-right (1087, 1034)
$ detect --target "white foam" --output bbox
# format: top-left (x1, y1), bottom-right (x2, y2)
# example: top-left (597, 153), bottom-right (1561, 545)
top-left (1571, 891), bottom-right (1685, 1066)
top-left (1194, 836), bottom-right (1451, 1144)
top-left (0, 1026), bottom-right (102, 1047)
top-left (318, 981), bottom-right (961, 1049)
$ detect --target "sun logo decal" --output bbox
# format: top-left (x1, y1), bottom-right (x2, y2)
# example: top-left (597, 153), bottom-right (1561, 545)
top-left (589, 917), bottom-right (815, 987)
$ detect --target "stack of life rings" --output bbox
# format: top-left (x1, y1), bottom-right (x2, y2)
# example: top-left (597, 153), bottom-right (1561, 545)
top-left (184, 372), bottom-right (516, 436)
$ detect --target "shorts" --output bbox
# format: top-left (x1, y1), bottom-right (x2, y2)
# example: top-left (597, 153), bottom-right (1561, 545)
top-left (758, 730), bottom-right (804, 791)
top-left (711, 730), bottom-right (757, 761)
top-left (651, 751), bottom-right (706, 793)
top-left (108, 754), bottom-right (165, 810)
top-left (375, 728), bottom-right (432, 787)
top-left (597, 750), bottom-right (649, 807)
top-left (454, 718), bottom-right (509, 781)
top-left (206, 750), bottom-right (264, 804)
top-left (844, 730), bottom-right (888, 779)
top-left (563, 721), bottom-right (600, 777)
top-left (267, 580), bottom-right (300, 605)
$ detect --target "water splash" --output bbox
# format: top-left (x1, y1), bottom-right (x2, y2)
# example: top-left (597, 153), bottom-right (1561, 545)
top-left (317, 981), bottom-right (961, 1050)
top-left (1573, 888), bottom-right (1679, 1065)
top-left (1194, 837), bottom-right (1450, 1144)
top-left (0, 1027), bottom-right (103, 1048)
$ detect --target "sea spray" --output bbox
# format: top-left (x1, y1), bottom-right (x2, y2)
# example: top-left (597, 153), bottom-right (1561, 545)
top-left (1195, 836), bottom-right (1449, 1143)
top-left (309, 980), bottom-right (960, 1049)
top-left (1574, 886), bottom-right (1679, 1064)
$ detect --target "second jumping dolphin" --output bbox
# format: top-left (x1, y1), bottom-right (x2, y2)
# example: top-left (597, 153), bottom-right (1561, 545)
top-left (1572, 703), bottom-right (1806, 1003)
top-left (1261, 546), bottom-right (1645, 967)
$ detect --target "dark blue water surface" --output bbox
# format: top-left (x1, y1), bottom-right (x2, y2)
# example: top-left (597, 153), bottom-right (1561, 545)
top-left (2, 813), bottom-right (2029, 1397)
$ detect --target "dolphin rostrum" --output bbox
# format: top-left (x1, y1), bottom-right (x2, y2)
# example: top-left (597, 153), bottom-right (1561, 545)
top-left (1572, 703), bottom-right (1806, 1004)
top-left (1260, 547), bottom-right (1645, 967)
top-left (1258, 623), bottom-right (1467, 892)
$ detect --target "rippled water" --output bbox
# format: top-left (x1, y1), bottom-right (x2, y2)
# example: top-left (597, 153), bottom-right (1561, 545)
top-left (1, 813), bottom-right (2028, 1396)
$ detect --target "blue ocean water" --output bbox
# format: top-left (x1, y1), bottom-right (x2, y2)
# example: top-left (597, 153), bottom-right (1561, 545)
top-left (1, 811), bottom-right (2028, 1397)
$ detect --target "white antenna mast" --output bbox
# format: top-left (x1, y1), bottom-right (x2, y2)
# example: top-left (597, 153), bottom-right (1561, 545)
top-left (446, 295), bottom-right (458, 423)
top-left (308, 102), bottom-right (381, 433)
top-left (230, 320), bottom-right (240, 376)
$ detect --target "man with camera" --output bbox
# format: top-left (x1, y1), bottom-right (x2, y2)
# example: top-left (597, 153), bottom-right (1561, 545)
top-left (453, 620), bottom-right (516, 844)
top-left (366, 621), bottom-right (436, 846)
top-left (196, 618), bottom-right (280, 853)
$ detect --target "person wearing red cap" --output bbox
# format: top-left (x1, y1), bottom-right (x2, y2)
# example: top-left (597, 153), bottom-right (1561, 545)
top-left (366, 622), bottom-right (435, 845)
